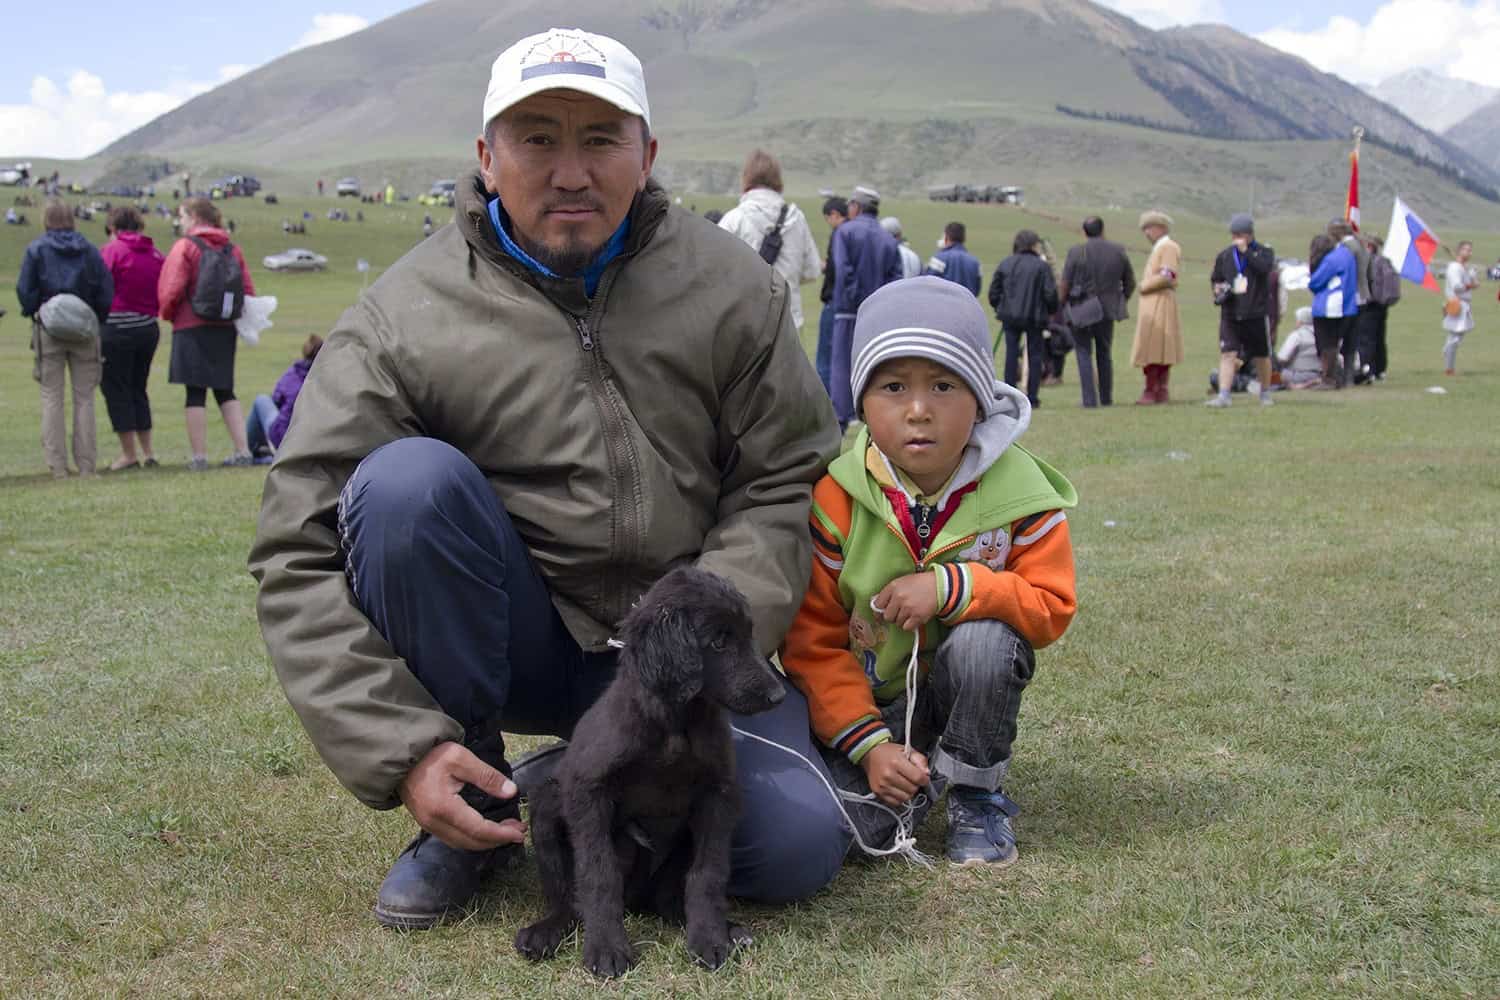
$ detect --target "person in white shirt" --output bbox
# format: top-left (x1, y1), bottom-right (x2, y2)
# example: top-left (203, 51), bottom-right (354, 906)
top-left (1276, 306), bottom-right (1322, 388)
top-left (716, 149), bottom-right (821, 329)
top-left (879, 216), bottom-right (922, 279)
top-left (1442, 240), bottom-right (1477, 375)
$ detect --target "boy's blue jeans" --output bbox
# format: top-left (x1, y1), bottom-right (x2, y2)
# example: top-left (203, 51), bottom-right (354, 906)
top-left (336, 437), bottom-right (852, 903)
top-left (822, 620), bottom-right (1035, 849)
top-left (245, 393), bottom-right (278, 453)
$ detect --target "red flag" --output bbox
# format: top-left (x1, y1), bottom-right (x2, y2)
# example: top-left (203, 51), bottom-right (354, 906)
top-left (1345, 148), bottom-right (1360, 231)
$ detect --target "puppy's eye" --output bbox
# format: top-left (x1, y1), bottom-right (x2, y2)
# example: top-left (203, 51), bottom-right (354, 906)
top-left (709, 635), bottom-right (727, 652)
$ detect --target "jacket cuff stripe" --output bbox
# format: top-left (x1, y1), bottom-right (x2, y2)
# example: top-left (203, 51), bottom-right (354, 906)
top-left (939, 564), bottom-right (971, 623)
top-left (847, 728), bottom-right (893, 765)
top-left (833, 717), bottom-right (886, 756)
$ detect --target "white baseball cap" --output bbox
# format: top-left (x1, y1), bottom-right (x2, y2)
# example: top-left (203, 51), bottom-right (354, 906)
top-left (482, 28), bottom-right (650, 131)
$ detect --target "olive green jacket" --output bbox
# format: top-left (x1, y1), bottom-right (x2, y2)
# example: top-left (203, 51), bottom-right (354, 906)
top-left (248, 171), bottom-right (839, 809)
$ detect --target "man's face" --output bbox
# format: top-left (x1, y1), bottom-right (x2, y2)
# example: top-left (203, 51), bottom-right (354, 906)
top-left (1458, 243), bottom-right (1472, 263)
top-left (1143, 225), bottom-right (1165, 244)
top-left (825, 210), bottom-right (846, 230)
top-left (478, 90), bottom-right (657, 274)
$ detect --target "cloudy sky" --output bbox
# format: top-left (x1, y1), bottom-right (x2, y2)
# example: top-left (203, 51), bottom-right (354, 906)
top-left (3, 0), bottom-right (1497, 158)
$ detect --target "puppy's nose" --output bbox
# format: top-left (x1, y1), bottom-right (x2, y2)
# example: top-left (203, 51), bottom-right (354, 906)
top-left (765, 681), bottom-right (786, 707)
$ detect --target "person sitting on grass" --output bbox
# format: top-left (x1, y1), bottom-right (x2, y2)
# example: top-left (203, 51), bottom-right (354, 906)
top-left (245, 334), bottom-right (323, 463)
top-left (781, 276), bottom-right (1077, 867)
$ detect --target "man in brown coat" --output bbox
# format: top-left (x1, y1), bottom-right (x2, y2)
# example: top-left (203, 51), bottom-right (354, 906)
top-left (1129, 210), bottom-right (1183, 404)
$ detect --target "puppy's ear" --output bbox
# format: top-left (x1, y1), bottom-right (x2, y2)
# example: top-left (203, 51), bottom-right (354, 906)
top-left (625, 603), bottom-right (703, 705)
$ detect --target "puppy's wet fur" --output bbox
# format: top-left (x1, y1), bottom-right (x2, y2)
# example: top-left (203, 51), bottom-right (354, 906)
top-left (514, 567), bottom-right (785, 977)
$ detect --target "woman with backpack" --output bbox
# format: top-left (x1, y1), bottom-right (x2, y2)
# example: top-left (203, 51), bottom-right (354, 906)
top-left (99, 205), bottom-right (166, 471)
top-left (716, 149), bottom-right (821, 332)
top-left (158, 197), bottom-right (256, 469)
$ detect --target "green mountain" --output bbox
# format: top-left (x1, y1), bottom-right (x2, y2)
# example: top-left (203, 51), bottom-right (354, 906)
top-left (73, 0), bottom-right (1500, 221)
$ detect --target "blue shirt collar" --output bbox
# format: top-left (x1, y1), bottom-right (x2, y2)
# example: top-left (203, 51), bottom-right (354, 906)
top-left (487, 196), bottom-right (629, 298)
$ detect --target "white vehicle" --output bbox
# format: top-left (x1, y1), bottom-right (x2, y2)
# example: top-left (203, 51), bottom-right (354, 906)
top-left (263, 248), bottom-right (329, 272)
top-left (335, 177), bottom-right (361, 197)
top-left (0, 162), bottom-right (31, 185)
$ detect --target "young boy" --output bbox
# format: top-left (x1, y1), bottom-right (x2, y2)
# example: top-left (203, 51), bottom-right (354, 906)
top-left (781, 276), bottom-right (1077, 866)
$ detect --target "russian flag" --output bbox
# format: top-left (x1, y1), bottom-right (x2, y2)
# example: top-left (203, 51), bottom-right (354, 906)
top-left (1382, 197), bottom-right (1440, 291)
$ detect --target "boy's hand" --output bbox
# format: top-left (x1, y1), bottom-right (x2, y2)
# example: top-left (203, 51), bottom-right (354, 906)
top-left (861, 742), bottom-right (931, 807)
top-left (873, 573), bottom-right (939, 631)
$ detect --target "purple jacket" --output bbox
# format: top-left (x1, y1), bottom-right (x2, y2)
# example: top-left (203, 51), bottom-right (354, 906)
top-left (269, 358), bottom-right (313, 447)
top-left (101, 231), bottom-right (165, 317)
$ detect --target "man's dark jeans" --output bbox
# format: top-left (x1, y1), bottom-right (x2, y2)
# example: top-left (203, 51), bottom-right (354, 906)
top-left (816, 301), bottom-right (835, 398)
top-left (1358, 304), bottom-right (1388, 377)
top-left (337, 437), bottom-right (851, 902)
top-left (1002, 325), bottom-right (1046, 405)
top-left (1073, 320), bottom-right (1114, 407)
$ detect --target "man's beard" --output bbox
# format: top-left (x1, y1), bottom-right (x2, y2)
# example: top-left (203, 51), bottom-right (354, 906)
top-left (514, 230), bottom-right (601, 277)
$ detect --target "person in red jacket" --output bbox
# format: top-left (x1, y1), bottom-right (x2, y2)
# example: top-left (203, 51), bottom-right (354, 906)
top-left (158, 197), bottom-right (256, 469)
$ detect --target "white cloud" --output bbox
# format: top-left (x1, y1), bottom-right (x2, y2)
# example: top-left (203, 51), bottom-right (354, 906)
top-left (1256, 0), bottom-right (1500, 87)
top-left (292, 13), bottom-right (370, 50)
top-left (0, 13), bottom-right (368, 158)
top-left (1098, 0), bottom-right (1227, 29)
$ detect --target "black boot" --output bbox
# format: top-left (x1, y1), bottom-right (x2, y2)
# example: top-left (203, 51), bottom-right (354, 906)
top-left (374, 734), bottom-right (521, 930)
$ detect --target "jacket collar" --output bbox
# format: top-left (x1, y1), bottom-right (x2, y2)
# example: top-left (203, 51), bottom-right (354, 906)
top-left (457, 167), bottom-right (670, 311)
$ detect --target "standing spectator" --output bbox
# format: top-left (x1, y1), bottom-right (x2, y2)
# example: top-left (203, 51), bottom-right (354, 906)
top-left (879, 217), bottom-right (922, 279)
top-left (1329, 219), bottom-right (1369, 377)
top-left (1359, 235), bottom-right (1401, 381)
top-left (1307, 233), bottom-right (1358, 388)
top-left (158, 197), bottom-right (256, 469)
top-left (815, 197), bottom-right (848, 396)
top-left (831, 185), bottom-right (903, 427)
top-left (98, 205), bottom-right (166, 470)
top-left (16, 200), bottom-right (113, 478)
top-left (246, 335), bottom-right (324, 461)
top-left (1206, 214), bottom-right (1276, 408)
top-left (988, 229), bottom-right (1059, 408)
top-left (1057, 216), bottom-right (1135, 407)
top-left (1442, 240), bottom-right (1477, 375)
top-left (717, 149), bottom-right (822, 331)
top-left (317, 178), bottom-right (325, 197)
top-left (1128, 210), bottom-right (1183, 405)
top-left (926, 222), bottom-right (982, 298)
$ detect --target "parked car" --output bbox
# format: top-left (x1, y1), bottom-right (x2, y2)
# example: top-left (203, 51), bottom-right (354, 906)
top-left (336, 177), bottom-right (361, 197)
top-left (220, 174), bottom-right (261, 197)
top-left (262, 248), bottom-right (329, 272)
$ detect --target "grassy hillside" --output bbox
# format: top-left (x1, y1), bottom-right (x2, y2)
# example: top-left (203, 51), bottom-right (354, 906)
top-left (2, 193), bottom-right (1497, 998)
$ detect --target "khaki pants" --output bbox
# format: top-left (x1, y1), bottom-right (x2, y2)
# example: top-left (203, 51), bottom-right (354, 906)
top-left (33, 323), bottom-right (101, 476)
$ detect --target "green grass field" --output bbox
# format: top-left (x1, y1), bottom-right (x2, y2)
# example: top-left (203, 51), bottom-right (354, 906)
top-left (1, 189), bottom-right (1497, 998)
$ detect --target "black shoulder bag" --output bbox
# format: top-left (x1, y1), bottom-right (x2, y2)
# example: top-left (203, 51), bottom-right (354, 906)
top-left (1063, 242), bottom-right (1106, 328)
top-left (758, 204), bottom-right (790, 266)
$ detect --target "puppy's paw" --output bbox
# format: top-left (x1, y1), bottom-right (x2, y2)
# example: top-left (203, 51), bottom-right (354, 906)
top-left (686, 922), bottom-right (734, 970)
top-left (583, 934), bottom-right (637, 978)
top-left (728, 922), bottom-right (754, 949)
top-left (514, 913), bottom-right (575, 961)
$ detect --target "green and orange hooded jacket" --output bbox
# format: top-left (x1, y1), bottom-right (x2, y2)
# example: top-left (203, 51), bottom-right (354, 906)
top-left (781, 410), bottom-right (1077, 766)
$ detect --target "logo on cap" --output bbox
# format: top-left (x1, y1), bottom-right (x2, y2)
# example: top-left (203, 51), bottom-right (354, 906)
top-left (520, 32), bottom-right (607, 80)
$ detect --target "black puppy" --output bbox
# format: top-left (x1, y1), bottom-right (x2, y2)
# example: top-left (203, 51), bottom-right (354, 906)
top-left (514, 567), bottom-right (785, 977)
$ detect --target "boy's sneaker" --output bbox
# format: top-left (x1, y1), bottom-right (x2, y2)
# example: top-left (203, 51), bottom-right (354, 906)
top-left (1203, 394), bottom-right (1231, 408)
top-left (946, 786), bottom-right (1020, 867)
top-left (187, 456), bottom-right (210, 472)
top-left (222, 451), bottom-right (254, 467)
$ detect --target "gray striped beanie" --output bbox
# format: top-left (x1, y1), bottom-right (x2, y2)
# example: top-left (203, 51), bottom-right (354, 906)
top-left (850, 275), bottom-right (1000, 417)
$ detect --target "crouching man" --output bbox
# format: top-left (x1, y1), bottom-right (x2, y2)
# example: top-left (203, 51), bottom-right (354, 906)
top-left (248, 27), bottom-right (845, 929)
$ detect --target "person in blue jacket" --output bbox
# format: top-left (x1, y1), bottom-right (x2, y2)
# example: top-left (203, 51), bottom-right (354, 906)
top-left (925, 221), bottom-right (982, 298)
top-left (1306, 233), bottom-right (1359, 389)
top-left (830, 185), bottom-right (903, 427)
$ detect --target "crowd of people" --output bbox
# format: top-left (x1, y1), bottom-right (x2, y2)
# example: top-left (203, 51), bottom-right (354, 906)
top-left (14, 196), bottom-right (318, 476)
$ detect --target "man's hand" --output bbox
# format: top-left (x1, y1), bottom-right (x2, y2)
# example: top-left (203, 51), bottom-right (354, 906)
top-left (860, 742), bottom-right (931, 807)
top-left (397, 741), bottom-right (526, 851)
top-left (873, 572), bottom-right (939, 631)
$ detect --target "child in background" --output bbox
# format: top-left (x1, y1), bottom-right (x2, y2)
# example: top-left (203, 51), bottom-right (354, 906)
top-left (781, 276), bottom-right (1077, 867)
top-left (246, 334), bottom-right (323, 463)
